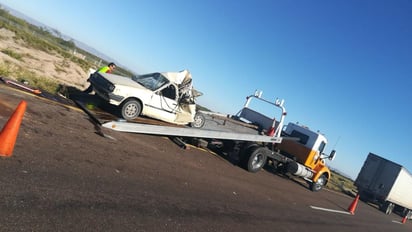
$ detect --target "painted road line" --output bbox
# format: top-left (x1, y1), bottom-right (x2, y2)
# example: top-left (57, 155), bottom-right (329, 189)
top-left (310, 205), bottom-right (352, 215)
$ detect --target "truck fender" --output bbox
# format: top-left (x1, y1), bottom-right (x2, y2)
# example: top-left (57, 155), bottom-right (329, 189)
top-left (312, 168), bottom-right (330, 185)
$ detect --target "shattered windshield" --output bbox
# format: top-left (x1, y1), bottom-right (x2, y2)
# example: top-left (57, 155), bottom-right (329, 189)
top-left (132, 73), bottom-right (169, 91)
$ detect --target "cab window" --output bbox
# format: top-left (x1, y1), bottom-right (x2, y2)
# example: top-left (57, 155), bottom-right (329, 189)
top-left (318, 141), bottom-right (326, 154)
top-left (290, 130), bottom-right (309, 145)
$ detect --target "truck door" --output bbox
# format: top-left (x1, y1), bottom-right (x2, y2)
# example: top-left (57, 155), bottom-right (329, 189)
top-left (356, 154), bottom-right (399, 198)
top-left (356, 155), bottom-right (382, 190)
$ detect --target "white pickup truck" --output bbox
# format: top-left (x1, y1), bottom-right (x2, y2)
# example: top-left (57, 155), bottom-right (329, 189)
top-left (89, 69), bottom-right (204, 127)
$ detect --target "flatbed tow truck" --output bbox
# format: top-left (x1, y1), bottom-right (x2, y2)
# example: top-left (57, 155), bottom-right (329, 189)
top-left (102, 91), bottom-right (336, 191)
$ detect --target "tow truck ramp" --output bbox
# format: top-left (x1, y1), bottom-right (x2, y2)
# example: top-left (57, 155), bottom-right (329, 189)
top-left (102, 121), bottom-right (283, 144)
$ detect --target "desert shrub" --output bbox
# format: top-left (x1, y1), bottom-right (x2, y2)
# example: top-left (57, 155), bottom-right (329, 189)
top-left (1, 48), bottom-right (23, 60)
top-left (16, 74), bottom-right (60, 93)
top-left (0, 62), bottom-right (60, 93)
top-left (0, 62), bottom-right (12, 76)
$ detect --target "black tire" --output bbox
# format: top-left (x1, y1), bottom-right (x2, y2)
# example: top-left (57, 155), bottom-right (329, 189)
top-left (239, 144), bottom-right (258, 168)
top-left (310, 174), bottom-right (327, 192)
top-left (120, 99), bottom-right (142, 120)
top-left (190, 112), bottom-right (205, 128)
top-left (241, 146), bottom-right (268, 173)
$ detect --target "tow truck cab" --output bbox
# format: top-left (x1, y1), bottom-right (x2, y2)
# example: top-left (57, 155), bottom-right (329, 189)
top-left (275, 122), bottom-right (336, 191)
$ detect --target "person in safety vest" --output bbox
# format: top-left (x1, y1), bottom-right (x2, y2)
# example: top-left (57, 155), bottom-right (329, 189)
top-left (83, 62), bottom-right (116, 93)
top-left (97, 62), bottom-right (116, 73)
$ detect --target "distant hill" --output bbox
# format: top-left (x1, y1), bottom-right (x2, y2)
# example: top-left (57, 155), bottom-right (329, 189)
top-left (0, 3), bottom-right (116, 64)
top-left (330, 167), bottom-right (355, 181)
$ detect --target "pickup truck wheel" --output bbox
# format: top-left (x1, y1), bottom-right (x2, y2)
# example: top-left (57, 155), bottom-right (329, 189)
top-left (121, 100), bottom-right (142, 120)
top-left (190, 112), bottom-right (205, 128)
top-left (310, 175), bottom-right (327, 192)
top-left (242, 147), bottom-right (267, 173)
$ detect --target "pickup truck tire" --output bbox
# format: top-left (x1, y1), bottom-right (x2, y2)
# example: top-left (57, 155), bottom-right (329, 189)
top-left (190, 112), bottom-right (205, 128)
top-left (120, 99), bottom-right (142, 120)
top-left (310, 174), bottom-right (327, 192)
top-left (241, 146), bottom-right (267, 173)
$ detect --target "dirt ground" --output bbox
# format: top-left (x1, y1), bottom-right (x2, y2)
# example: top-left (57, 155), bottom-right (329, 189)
top-left (2, 83), bottom-right (412, 232)
top-left (0, 84), bottom-right (310, 232)
top-left (0, 28), bottom-right (90, 89)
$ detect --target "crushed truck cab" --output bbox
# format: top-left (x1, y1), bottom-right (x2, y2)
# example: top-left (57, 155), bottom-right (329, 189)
top-left (89, 69), bottom-right (204, 126)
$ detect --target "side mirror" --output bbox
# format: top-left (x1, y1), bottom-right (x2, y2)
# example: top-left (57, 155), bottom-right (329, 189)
top-left (328, 150), bottom-right (336, 161)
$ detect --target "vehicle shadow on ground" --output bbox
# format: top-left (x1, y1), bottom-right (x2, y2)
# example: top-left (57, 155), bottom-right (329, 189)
top-left (59, 85), bottom-right (122, 120)
top-left (263, 164), bottom-right (313, 191)
top-left (198, 141), bottom-right (313, 191)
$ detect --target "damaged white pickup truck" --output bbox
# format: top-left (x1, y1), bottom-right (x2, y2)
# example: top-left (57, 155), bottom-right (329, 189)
top-left (89, 69), bottom-right (204, 127)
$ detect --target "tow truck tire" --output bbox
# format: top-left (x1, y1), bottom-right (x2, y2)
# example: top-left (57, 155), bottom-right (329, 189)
top-left (190, 112), bottom-right (205, 128)
top-left (310, 174), bottom-right (327, 192)
top-left (241, 146), bottom-right (268, 173)
top-left (120, 99), bottom-right (142, 120)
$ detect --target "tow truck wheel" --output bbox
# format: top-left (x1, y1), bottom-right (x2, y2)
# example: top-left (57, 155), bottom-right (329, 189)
top-left (243, 147), bottom-right (267, 173)
top-left (120, 99), bottom-right (142, 120)
top-left (310, 175), bottom-right (327, 192)
top-left (190, 112), bottom-right (205, 128)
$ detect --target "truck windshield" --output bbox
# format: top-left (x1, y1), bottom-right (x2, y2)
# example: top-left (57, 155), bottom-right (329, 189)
top-left (132, 73), bottom-right (169, 91)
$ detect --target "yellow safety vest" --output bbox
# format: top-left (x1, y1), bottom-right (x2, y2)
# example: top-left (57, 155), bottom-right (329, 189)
top-left (98, 66), bottom-right (110, 73)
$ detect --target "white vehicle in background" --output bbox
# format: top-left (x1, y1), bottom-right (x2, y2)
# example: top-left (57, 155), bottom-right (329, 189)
top-left (355, 153), bottom-right (412, 218)
top-left (89, 69), bottom-right (205, 127)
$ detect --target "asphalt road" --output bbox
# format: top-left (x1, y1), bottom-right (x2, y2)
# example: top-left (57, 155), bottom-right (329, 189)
top-left (0, 83), bottom-right (411, 232)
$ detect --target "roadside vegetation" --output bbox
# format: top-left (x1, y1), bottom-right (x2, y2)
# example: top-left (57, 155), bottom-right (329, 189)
top-left (327, 171), bottom-right (356, 196)
top-left (1, 48), bottom-right (23, 60)
top-left (0, 61), bottom-right (59, 93)
top-left (0, 6), bottom-right (134, 94)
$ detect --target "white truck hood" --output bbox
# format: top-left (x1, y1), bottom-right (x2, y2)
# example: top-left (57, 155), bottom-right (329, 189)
top-left (99, 72), bottom-right (146, 89)
top-left (100, 70), bottom-right (192, 88)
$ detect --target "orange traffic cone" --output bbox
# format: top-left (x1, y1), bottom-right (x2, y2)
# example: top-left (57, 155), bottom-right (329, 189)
top-left (402, 215), bottom-right (407, 224)
top-left (348, 194), bottom-right (360, 215)
top-left (0, 100), bottom-right (27, 157)
top-left (267, 127), bottom-right (275, 136)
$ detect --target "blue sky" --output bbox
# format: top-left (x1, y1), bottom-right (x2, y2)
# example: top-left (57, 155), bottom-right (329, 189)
top-left (1, 0), bottom-right (411, 179)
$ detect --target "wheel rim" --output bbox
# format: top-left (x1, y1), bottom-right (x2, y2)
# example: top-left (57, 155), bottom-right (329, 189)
top-left (125, 103), bottom-right (138, 118)
top-left (387, 203), bottom-right (394, 214)
top-left (252, 154), bottom-right (264, 169)
top-left (314, 176), bottom-right (326, 191)
top-left (317, 176), bottom-right (326, 186)
top-left (192, 115), bottom-right (203, 127)
top-left (385, 204), bottom-right (392, 214)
